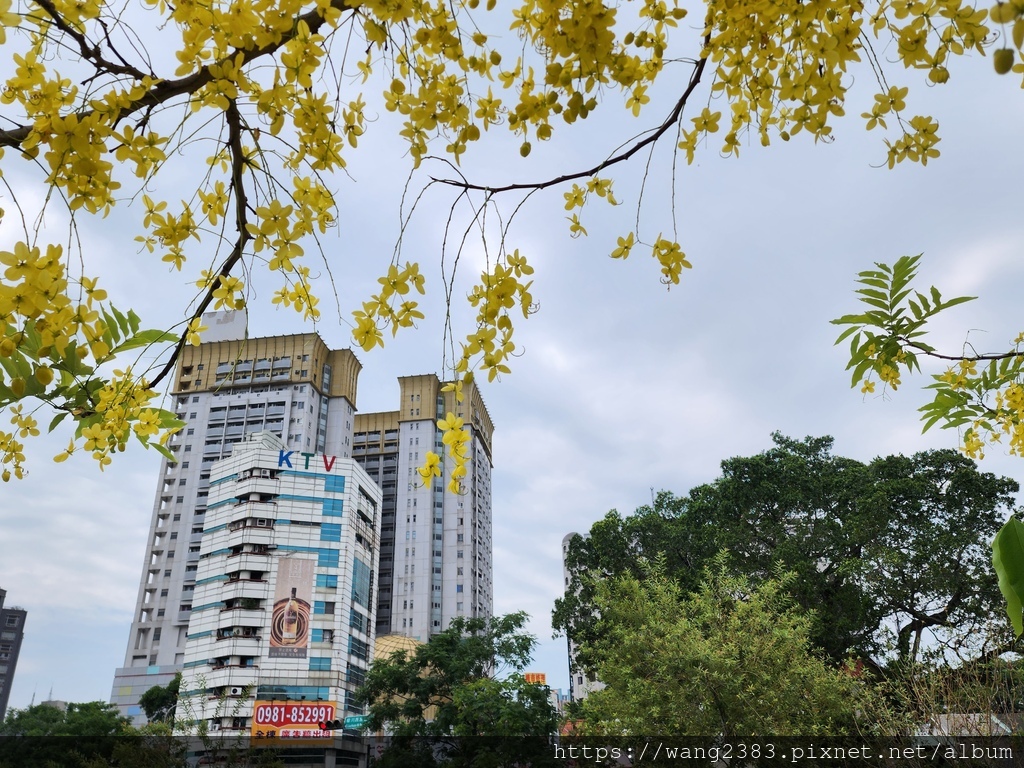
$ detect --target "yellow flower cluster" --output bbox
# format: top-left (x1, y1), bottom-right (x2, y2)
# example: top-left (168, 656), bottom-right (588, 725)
top-left (0, 238), bottom-right (180, 475)
top-left (351, 263), bottom-right (427, 351)
top-left (76, 369), bottom-right (171, 469)
top-left (418, 411), bottom-right (472, 493)
top-left (460, 251), bottom-right (535, 383)
top-left (417, 382), bottom-right (474, 493)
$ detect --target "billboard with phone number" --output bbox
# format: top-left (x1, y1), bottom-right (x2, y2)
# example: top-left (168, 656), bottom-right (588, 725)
top-left (250, 701), bottom-right (336, 743)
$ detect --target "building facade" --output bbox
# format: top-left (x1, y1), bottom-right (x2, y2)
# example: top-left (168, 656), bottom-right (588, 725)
top-left (111, 312), bottom-right (494, 722)
top-left (175, 431), bottom-right (380, 744)
top-left (353, 374), bottom-right (494, 640)
top-left (0, 588), bottom-right (27, 721)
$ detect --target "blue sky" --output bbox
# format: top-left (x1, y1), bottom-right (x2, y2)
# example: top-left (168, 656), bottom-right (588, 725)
top-left (3, 7), bottom-right (1024, 711)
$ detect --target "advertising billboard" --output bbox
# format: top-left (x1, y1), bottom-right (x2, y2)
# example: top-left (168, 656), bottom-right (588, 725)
top-left (269, 557), bottom-right (314, 658)
top-left (250, 701), bottom-right (336, 743)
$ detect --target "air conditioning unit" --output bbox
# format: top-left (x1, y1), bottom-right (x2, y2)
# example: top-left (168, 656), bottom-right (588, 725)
top-left (255, 519), bottom-right (269, 527)
top-left (260, 469), bottom-right (272, 478)
top-left (229, 687), bottom-right (244, 696)
top-left (210, 722), bottom-right (221, 731)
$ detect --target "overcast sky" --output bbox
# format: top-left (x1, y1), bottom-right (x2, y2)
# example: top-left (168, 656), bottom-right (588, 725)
top-left (2, 10), bottom-right (1024, 711)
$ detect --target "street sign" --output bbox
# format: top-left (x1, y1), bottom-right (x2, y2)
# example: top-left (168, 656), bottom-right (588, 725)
top-left (344, 715), bottom-right (371, 729)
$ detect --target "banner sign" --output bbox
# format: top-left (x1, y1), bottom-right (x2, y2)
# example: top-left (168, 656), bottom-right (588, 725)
top-left (250, 701), bottom-right (335, 743)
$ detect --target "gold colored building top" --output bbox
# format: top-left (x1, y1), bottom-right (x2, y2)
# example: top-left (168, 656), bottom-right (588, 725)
top-left (395, 374), bottom-right (494, 459)
top-left (173, 333), bottom-right (360, 407)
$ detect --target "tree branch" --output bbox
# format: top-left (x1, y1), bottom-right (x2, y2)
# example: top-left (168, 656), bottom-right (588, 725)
top-left (430, 43), bottom-right (710, 194)
top-left (32, 0), bottom-right (149, 81)
top-left (902, 338), bottom-right (1024, 363)
top-left (149, 99), bottom-right (251, 390)
top-left (0, 0), bottom-right (355, 148)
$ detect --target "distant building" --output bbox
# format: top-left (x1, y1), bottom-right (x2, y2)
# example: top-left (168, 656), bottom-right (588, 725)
top-left (0, 587), bottom-right (27, 721)
top-left (561, 533), bottom-right (605, 702)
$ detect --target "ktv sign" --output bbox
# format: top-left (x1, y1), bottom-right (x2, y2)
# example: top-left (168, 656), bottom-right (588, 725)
top-left (277, 451), bottom-right (341, 472)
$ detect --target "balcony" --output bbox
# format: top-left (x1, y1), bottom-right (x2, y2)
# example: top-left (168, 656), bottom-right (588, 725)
top-left (225, 526), bottom-right (274, 550)
top-left (220, 579), bottom-right (269, 602)
top-left (218, 607), bottom-right (265, 624)
top-left (232, 474), bottom-right (280, 496)
top-left (225, 553), bottom-right (272, 572)
top-left (214, 634), bottom-right (263, 654)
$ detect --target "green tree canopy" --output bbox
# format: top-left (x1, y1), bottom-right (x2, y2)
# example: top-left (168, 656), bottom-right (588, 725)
top-left (0, 701), bottom-right (133, 767)
top-left (138, 672), bottom-right (181, 725)
top-left (554, 434), bottom-right (1019, 671)
top-left (579, 559), bottom-right (883, 738)
top-left (356, 613), bottom-right (559, 768)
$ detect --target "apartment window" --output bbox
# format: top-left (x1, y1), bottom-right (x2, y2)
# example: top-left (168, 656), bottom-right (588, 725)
top-left (160, 589), bottom-right (168, 597)
top-left (457, 567), bottom-right (463, 576)
top-left (4, 616), bottom-right (18, 628)
top-left (456, 584), bottom-right (464, 593)
top-left (153, 628), bottom-right (162, 641)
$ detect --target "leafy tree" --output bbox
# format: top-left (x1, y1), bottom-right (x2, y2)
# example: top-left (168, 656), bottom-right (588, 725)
top-left (138, 672), bottom-right (181, 725)
top-left (0, 0), bottom-right (1019, 482)
top-left (356, 612), bottom-right (559, 768)
top-left (555, 434), bottom-right (1018, 670)
top-left (0, 701), bottom-right (133, 767)
top-left (579, 559), bottom-right (884, 738)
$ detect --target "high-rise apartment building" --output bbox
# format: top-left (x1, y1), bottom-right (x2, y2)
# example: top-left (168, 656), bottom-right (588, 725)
top-left (111, 312), bottom-right (493, 722)
top-left (352, 374), bottom-right (494, 640)
top-left (0, 588), bottom-right (28, 721)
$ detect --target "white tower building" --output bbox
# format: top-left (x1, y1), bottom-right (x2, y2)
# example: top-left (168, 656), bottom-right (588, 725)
top-left (175, 431), bottom-right (379, 752)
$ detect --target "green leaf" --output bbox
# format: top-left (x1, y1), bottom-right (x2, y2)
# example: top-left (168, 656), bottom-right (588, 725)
top-left (110, 329), bottom-right (178, 356)
top-left (833, 326), bottom-right (860, 345)
top-left (47, 412), bottom-right (69, 433)
top-left (830, 313), bottom-right (869, 327)
top-left (993, 517), bottom-right (1024, 638)
top-left (939, 295), bottom-right (977, 310)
